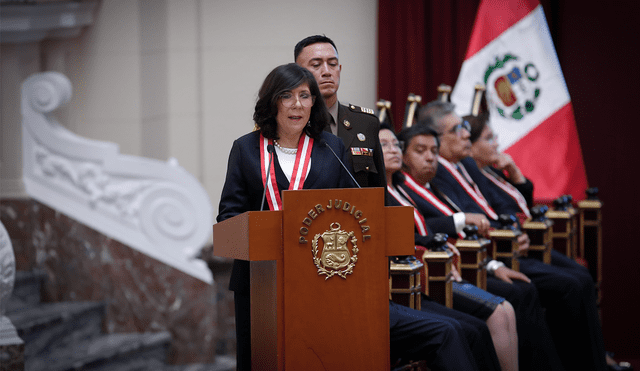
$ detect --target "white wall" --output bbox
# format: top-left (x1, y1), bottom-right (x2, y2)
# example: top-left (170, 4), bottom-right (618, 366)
top-left (1, 0), bottom-right (379, 219)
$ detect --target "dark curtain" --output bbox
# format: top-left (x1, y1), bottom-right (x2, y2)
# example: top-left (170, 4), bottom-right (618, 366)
top-left (378, 0), bottom-right (479, 131)
top-left (377, 0), bottom-right (640, 363)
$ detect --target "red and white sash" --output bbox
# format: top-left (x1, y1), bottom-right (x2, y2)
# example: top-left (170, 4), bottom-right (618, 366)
top-left (437, 158), bottom-right (498, 220)
top-left (402, 172), bottom-right (455, 216)
top-left (482, 168), bottom-right (531, 218)
top-left (401, 172), bottom-right (465, 239)
top-left (387, 184), bottom-right (428, 236)
top-left (260, 133), bottom-right (313, 211)
top-left (398, 175), bottom-right (462, 273)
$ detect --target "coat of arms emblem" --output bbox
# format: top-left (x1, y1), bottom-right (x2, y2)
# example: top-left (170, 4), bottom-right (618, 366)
top-left (484, 53), bottom-right (541, 121)
top-left (312, 222), bottom-right (359, 279)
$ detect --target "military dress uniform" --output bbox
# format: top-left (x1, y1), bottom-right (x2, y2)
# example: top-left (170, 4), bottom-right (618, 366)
top-left (336, 103), bottom-right (387, 188)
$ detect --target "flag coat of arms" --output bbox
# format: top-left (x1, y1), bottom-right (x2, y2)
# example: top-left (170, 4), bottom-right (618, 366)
top-left (452, 0), bottom-right (588, 201)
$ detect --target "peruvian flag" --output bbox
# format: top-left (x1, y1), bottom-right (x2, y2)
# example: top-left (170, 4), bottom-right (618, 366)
top-left (451, 0), bottom-right (588, 201)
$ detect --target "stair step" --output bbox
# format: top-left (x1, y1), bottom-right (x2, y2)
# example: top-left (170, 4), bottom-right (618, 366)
top-left (26, 331), bottom-right (172, 371)
top-left (7, 301), bottom-right (105, 359)
top-left (7, 270), bottom-right (47, 312)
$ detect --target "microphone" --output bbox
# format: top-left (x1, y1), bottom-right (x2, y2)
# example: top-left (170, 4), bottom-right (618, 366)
top-left (260, 144), bottom-right (275, 211)
top-left (322, 140), bottom-right (361, 188)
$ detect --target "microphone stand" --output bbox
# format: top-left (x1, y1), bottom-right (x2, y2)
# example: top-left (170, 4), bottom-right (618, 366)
top-left (323, 141), bottom-right (361, 188)
top-left (260, 144), bottom-right (275, 211)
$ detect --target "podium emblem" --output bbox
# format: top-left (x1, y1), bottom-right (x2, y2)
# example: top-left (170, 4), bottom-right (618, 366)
top-left (312, 222), bottom-right (359, 279)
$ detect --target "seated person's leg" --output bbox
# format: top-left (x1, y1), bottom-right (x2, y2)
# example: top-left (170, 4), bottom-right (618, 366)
top-left (451, 281), bottom-right (517, 371)
top-left (389, 301), bottom-right (479, 371)
top-left (550, 250), bottom-right (607, 370)
top-left (421, 295), bottom-right (501, 371)
top-left (234, 291), bottom-right (251, 371)
top-left (518, 256), bottom-right (606, 371)
top-left (486, 301), bottom-right (518, 371)
top-left (486, 277), bottom-right (564, 371)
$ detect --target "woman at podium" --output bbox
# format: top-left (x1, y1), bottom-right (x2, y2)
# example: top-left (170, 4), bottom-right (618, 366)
top-left (217, 63), bottom-right (355, 370)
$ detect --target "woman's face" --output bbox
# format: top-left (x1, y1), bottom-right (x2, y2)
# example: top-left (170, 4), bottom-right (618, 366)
top-left (380, 129), bottom-right (403, 174)
top-left (276, 82), bottom-right (314, 138)
top-left (471, 125), bottom-right (499, 167)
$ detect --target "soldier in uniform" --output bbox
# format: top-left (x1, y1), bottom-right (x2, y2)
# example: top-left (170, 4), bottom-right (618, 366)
top-left (295, 35), bottom-right (386, 188)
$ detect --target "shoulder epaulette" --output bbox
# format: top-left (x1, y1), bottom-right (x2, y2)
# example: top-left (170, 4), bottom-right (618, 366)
top-left (348, 103), bottom-right (376, 117)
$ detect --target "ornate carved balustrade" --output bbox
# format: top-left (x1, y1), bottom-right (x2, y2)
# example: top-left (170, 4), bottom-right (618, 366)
top-left (21, 72), bottom-right (213, 283)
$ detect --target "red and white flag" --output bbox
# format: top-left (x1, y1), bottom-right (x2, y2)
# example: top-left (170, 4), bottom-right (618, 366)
top-left (452, 0), bottom-right (588, 201)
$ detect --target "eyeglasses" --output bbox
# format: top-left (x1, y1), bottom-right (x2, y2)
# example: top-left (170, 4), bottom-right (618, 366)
top-left (381, 140), bottom-right (404, 151)
top-left (447, 120), bottom-right (471, 136)
top-left (279, 92), bottom-right (316, 108)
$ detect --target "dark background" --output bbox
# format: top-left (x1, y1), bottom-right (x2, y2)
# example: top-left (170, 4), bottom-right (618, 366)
top-left (378, 0), bottom-right (640, 363)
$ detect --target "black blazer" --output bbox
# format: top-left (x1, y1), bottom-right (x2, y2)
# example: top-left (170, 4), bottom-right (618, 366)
top-left (459, 157), bottom-right (533, 217)
top-left (395, 174), bottom-right (459, 239)
top-left (385, 186), bottom-right (435, 248)
top-left (217, 130), bottom-right (355, 293)
top-left (432, 158), bottom-right (502, 229)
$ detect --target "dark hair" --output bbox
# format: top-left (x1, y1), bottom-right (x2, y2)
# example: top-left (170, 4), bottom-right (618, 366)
top-left (378, 125), bottom-right (405, 186)
top-left (397, 123), bottom-right (440, 153)
top-left (417, 100), bottom-right (456, 130)
top-left (415, 116), bottom-right (439, 134)
top-left (466, 112), bottom-right (490, 143)
top-left (379, 122), bottom-right (394, 133)
top-left (294, 35), bottom-right (339, 62)
top-left (253, 63), bottom-right (329, 140)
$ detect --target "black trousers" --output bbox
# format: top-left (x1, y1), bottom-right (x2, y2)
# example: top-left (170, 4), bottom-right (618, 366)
top-left (390, 301), bottom-right (479, 371)
top-left (519, 251), bottom-right (607, 371)
top-left (421, 295), bottom-right (501, 371)
top-left (234, 292), bottom-right (251, 371)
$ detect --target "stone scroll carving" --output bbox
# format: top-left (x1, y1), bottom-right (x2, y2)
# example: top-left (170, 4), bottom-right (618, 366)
top-left (21, 72), bottom-right (213, 283)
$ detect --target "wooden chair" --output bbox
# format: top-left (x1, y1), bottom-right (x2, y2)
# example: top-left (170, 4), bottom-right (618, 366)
top-left (377, 99), bottom-right (394, 128)
top-left (389, 255), bottom-right (424, 310)
top-left (420, 233), bottom-right (454, 308)
top-left (488, 214), bottom-right (522, 271)
top-left (522, 205), bottom-right (553, 264)
top-left (578, 187), bottom-right (603, 304)
top-left (455, 225), bottom-right (490, 291)
top-left (437, 84), bottom-right (452, 102)
top-left (546, 195), bottom-right (579, 258)
top-left (402, 93), bottom-right (422, 129)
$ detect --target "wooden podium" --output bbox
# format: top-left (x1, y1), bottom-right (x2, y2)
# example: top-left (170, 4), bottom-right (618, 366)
top-left (213, 188), bottom-right (413, 370)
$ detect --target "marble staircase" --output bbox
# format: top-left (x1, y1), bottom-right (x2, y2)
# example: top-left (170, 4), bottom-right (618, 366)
top-left (5, 270), bottom-right (234, 371)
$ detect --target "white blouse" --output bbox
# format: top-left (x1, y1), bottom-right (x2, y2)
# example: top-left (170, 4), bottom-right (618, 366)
top-left (274, 146), bottom-right (312, 182)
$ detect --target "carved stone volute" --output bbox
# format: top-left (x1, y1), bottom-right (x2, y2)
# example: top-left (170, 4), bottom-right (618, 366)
top-left (21, 72), bottom-right (214, 283)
